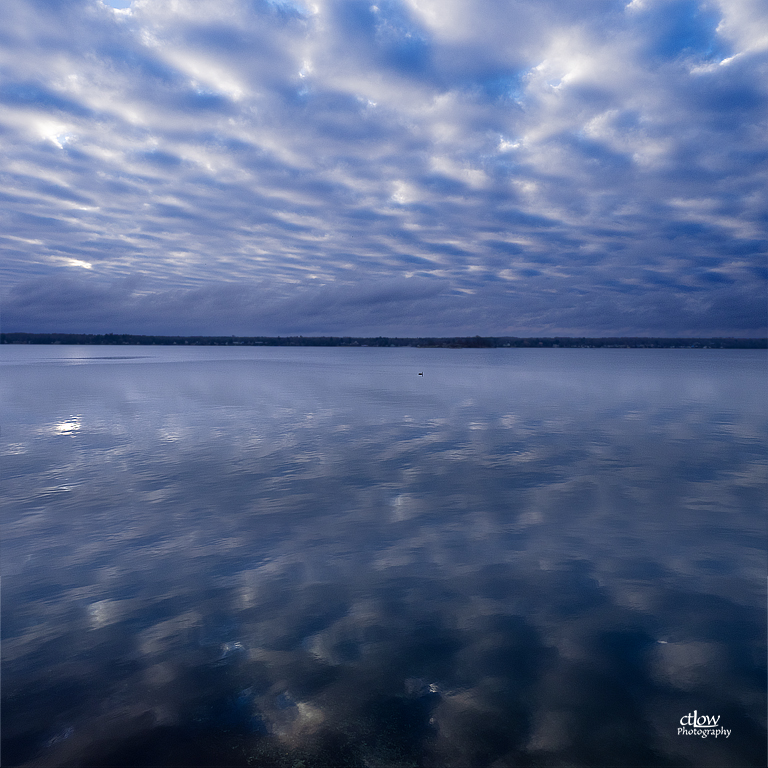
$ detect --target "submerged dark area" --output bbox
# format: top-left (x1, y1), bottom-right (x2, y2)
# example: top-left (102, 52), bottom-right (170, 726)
top-left (2, 332), bottom-right (765, 348)
top-left (1, 346), bottom-right (765, 767)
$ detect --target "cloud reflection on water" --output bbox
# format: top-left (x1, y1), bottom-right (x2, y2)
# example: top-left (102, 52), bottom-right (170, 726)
top-left (1, 347), bottom-right (765, 767)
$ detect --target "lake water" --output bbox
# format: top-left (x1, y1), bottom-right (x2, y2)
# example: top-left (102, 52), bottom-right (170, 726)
top-left (1, 346), bottom-right (765, 767)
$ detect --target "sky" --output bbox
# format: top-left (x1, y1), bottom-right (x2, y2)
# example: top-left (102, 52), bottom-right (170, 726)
top-left (1, 0), bottom-right (766, 337)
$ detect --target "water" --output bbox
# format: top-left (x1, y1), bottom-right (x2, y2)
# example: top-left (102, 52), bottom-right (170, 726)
top-left (1, 345), bottom-right (765, 767)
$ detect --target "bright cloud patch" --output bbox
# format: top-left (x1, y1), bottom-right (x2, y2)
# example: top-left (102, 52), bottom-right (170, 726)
top-left (1, 0), bottom-right (766, 335)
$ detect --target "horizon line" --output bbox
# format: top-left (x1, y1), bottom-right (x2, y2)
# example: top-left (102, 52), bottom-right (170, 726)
top-left (2, 332), bottom-right (766, 350)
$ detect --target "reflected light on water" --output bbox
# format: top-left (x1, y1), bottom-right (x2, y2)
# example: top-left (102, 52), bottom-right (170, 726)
top-left (51, 416), bottom-right (81, 435)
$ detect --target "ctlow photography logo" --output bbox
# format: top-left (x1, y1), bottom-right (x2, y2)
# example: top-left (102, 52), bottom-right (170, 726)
top-left (678, 710), bottom-right (731, 739)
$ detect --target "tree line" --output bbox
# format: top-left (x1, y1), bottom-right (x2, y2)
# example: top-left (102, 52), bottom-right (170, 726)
top-left (1, 332), bottom-right (764, 348)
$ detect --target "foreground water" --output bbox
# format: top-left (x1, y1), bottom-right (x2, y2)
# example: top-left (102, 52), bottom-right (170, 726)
top-left (1, 346), bottom-right (765, 767)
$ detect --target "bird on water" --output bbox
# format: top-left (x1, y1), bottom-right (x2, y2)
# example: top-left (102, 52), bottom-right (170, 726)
top-left (418, 372), bottom-right (423, 376)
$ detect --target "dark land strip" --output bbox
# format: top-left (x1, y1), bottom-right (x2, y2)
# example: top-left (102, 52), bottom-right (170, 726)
top-left (1, 333), bottom-right (765, 348)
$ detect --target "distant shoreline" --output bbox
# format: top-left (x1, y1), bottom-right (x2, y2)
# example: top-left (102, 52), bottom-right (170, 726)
top-left (1, 333), bottom-right (765, 349)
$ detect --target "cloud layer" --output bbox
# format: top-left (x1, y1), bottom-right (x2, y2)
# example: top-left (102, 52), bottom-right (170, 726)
top-left (1, 0), bottom-right (766, 335)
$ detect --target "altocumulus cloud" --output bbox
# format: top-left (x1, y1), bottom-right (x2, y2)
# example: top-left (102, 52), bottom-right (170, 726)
top-left (0, 0), bottom-right (766, 336)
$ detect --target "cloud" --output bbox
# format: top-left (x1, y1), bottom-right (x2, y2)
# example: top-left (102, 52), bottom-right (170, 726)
top-left (4, 268), bottom-right (764, 337)
top-left (0, 0), bottom-right (766, 335)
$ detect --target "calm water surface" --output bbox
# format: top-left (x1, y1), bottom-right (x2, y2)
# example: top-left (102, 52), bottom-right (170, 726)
top-left (1, 346), bottom-right (766, 767)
